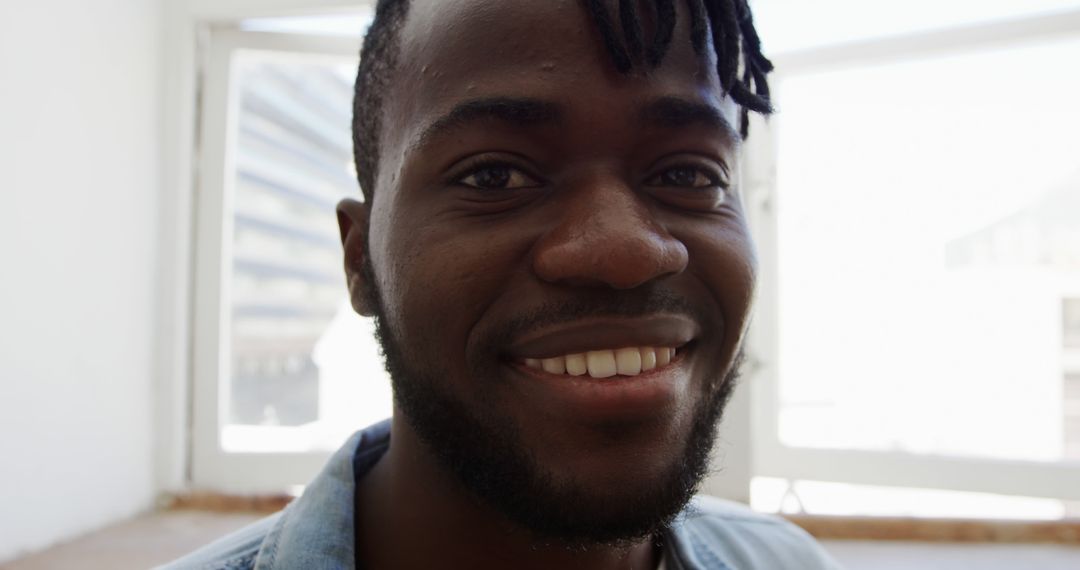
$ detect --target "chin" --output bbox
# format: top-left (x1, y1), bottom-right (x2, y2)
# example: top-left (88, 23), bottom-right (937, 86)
top-left (375, 283), bottom-right (743, 545)
top-left (396, 365), bottom-right (732, 546)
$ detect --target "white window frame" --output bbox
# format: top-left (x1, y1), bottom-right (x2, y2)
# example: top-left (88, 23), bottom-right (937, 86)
top-left (743, 7), bottom-right (1080, 503)
top-left (191, 27), bottom-right (362, 493)
top-left (163, 0), bottom-right (1080, 503)
top-left (158, 0), bottom-right (372, 494)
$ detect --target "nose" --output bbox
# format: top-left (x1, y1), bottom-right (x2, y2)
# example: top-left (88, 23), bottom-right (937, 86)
top-left (532, 174), bottom-right (688, 289)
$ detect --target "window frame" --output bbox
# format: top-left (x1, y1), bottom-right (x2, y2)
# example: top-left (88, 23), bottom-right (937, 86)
top-left (171, 1), bottom-right (1080, 504)
top-left (743, 7), bottom-right (1080, 504)
top-left (190, 26), bottom-right (363, 493)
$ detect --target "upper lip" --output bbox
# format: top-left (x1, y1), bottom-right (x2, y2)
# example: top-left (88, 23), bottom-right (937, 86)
top-left (505, 314), bottom-right (700, 359)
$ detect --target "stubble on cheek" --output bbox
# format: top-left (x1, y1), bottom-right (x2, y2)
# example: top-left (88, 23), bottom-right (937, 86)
top-left (370, 275), bottom-right (744, 545)
top-left (361, 198), bottom-right (751, 541)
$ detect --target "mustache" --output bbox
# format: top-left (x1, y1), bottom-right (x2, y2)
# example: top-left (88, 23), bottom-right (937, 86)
top-left (485, 287), bottom-right (707, 345)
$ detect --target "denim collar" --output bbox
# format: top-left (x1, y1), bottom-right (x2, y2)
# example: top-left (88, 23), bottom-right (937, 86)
top-left (252, 422), bottom-right (388, 569)
top-left (250, 420), bottom-right (731, 570)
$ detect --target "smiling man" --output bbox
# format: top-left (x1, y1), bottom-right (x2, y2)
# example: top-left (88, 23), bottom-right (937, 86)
top-left (164, 1), bottom-right (840, 569)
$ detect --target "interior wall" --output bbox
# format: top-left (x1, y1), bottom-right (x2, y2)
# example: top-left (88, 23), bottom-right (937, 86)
top-left (0, 0), bottom-right (164, 561)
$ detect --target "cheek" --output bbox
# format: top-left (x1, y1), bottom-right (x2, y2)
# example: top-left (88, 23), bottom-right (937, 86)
top-left (686, 224), bottom-right (758, 349)
top-left (373, 215), bottom-right (527, 365)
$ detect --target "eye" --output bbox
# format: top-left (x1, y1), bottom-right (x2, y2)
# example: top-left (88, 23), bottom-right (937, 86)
top-left (645, 165), bottom-right (727, 190)
top-left (455, 163), bottom-right (542, 190)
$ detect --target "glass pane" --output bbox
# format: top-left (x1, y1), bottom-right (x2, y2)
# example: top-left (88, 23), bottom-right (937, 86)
top-left (774, 38), bottom-right (1080, 462)
top-left (754, 0), bottom-right (1080, 53)
top-left (222, 49), bottom-right (391, 453)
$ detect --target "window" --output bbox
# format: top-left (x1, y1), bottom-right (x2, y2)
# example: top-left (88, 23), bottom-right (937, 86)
top-left (185, 2), bottom-right (1080, 505)
top-left (191, 17), bottom-right (388, 492)
top-left (746, 1), bottom-right (1080, 518)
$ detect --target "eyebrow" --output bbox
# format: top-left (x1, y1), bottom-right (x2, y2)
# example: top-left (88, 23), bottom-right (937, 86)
top-left (415, 97), bottom-right (562, 148)
top-left (413, 95), bottom-right (736, 149)
top-left (639, 96), bottom-right (738, 141)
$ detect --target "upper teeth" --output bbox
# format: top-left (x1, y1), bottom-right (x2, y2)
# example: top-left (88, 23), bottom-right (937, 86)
top-left (523, 347), bottom-right (677, 378)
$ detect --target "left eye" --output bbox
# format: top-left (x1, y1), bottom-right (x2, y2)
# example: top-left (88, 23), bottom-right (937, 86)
top-left (456, 165), bottom-right (541, 190)
top-left (646, 166), bottom-right (725, 189)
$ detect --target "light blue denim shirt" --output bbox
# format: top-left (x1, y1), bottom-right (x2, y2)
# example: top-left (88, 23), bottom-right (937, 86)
top-left (160, 420), bottom-right (841, 569)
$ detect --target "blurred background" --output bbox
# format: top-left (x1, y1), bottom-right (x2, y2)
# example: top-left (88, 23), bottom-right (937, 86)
top-left (1, 0), bottom-right (1079, 567)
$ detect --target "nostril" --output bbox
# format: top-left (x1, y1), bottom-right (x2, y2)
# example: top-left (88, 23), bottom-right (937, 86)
top-left (530, 177), bottom-right (689, 288)
top-left (532, 224), bottom-right (688, 289)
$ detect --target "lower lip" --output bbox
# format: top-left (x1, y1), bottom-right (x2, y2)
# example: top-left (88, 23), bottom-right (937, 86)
top-left (507, 351), bottom-right (690, 421)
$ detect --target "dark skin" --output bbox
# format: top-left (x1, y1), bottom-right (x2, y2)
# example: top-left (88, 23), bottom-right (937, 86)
top-left (337, 0), bottom-right (756, 568)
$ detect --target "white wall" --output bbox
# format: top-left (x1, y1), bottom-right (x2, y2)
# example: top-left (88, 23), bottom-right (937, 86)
top-left (0, 0), bottom-right (164, 561)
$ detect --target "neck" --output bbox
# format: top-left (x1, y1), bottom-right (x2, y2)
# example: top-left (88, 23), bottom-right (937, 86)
top-left (356, 415), bottom-right (659, 570)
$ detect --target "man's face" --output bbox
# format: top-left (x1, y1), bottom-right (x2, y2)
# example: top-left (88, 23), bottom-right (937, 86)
top-left (347, 0), bottom-right (756, 544)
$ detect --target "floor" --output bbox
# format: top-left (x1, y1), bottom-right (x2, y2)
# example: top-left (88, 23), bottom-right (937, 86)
top-left (821, 540), bottom-right (1080, 570)
top-left (1, 511), bottom-right (262, 570)
top-left (4, 511), bottom-right (1080, 569)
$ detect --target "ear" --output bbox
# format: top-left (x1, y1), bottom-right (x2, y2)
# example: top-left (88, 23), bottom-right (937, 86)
top-left (336, 198), bottom-right (375, 317)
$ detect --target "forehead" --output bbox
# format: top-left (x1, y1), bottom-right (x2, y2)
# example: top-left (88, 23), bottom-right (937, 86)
top-left (380, 0), bottom-right (733, 156)
top-left (397, 0), bottom-right (700, 81)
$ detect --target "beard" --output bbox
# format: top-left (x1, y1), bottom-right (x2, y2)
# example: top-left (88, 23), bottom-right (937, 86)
top-left (361, 256), bottom-right (742, 547)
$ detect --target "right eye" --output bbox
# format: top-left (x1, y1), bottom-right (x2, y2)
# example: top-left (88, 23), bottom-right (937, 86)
top-left (455, 163), bottom-right (542, 190)
top-left (645, 163), bottom-right (729, 191)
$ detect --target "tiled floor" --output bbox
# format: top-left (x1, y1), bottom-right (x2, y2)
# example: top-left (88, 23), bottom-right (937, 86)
top-left (5, 511), bottom-right (1080, 569)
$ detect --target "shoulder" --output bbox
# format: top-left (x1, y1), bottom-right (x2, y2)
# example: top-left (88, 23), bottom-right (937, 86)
top-left (153, 513), bottom-right (280, 570)
top-left (668, 496), bottom-right (842, 570)
top-left (156, 420), bottom-right (391, 569)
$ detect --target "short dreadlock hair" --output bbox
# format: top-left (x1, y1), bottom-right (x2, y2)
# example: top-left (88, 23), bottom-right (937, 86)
top-left (352, 0), bottom-right (773, 201)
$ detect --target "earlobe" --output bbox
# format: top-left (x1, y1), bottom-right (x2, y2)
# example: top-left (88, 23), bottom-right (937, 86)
top-left (336, 198), bottom-right (376, 317)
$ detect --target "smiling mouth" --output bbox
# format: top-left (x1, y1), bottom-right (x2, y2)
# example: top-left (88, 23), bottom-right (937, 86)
top-left (522, 346), bottom-right (680, 379)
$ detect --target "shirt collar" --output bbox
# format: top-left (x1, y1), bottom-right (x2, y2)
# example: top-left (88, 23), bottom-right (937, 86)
top-left (249, 420), bottom-right (730, 570)
top-left (253, 420), bottom-right (390, 569)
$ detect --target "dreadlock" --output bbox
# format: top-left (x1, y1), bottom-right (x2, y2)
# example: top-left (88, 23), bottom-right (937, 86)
top-left (353, 0), bottom-right (773, 200)
top-left (583, 0), bottom-right (774, 136)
